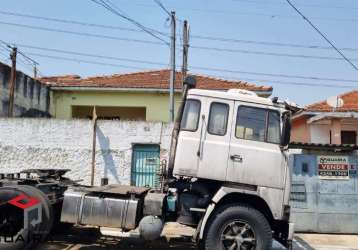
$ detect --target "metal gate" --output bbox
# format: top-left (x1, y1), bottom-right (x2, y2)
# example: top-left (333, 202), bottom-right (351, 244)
top-left (131, 144), bottom-right (160, 188)
top-left (290, 153), bottom-right (358, 233)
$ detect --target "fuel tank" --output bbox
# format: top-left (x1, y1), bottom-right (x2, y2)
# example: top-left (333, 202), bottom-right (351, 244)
top-left (61, 185), bottom-right (149, 230)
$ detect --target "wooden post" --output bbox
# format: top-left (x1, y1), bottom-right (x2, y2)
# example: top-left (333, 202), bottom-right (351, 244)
top-left (8, 47), bottom-right (17, 117)
top-left (181, 20), bottom-right (189, 84)
top-left (91, 106), bottom-right (98, 186)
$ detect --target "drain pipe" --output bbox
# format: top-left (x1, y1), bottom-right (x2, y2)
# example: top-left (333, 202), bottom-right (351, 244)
top-left (167, 76), bottom-right (197, 178)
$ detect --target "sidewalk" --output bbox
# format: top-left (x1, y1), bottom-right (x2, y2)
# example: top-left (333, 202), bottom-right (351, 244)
top-left (295, 234), bottom-right (358, 250)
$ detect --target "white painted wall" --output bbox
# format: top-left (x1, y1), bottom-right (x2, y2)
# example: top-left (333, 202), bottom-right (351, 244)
top-left (0, 118), bottom-right (173, 185)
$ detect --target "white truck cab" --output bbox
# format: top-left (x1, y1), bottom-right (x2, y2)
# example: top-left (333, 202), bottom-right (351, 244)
top-left (173, 88), bottom-right (294, 249)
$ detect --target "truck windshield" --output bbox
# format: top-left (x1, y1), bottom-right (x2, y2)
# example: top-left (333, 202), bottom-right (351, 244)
top-left (180, 99), bottom-right (200, 131)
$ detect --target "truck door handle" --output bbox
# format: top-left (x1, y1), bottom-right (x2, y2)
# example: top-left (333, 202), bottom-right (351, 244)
top-left (230, 155), bottom-right (243, 163)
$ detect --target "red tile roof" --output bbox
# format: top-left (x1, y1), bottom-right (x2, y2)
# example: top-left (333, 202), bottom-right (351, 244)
top-left (39, 69), bottom-right (272, 93)
top-left (305, 90), bottom-right (358, 112)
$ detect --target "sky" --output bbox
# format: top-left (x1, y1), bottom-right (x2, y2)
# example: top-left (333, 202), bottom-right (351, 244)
top-left (0, 0), bottom-right (358, 106)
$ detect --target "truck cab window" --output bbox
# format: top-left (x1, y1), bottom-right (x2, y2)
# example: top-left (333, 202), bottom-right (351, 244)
top-left (208, 102), bottom-right (229, 136)
top-left (236, 106), bottom-right (266, 141)
top-left (180, 99), bottom-right (200, 131)
top-left (267, 111), bottom-right (280, 143)
top-left (236, 106), bottom-right (280, 144)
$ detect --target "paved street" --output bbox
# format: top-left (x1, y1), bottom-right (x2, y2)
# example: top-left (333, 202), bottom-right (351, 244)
top-left (37, 223), bottom-right (358, 250)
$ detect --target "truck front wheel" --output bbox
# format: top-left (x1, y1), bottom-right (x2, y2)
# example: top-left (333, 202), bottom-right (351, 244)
top-left (204, 204), bottom-right (272, 250)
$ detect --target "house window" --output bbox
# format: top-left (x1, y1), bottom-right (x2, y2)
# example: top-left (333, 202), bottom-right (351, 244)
top-left (72, 106), bottom-right (146, 120)
top-left (181, 99), bottom-right (201, 131)
top-left (341, 131), bottom-right (357, 145)
top-left (207, 102), bottom-right (229, 136)
top-left (236, 106), bottom-right (280, 144)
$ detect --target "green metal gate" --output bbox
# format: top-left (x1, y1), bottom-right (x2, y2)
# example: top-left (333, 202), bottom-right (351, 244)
top-left (131, 144), bottom-right (160, 188)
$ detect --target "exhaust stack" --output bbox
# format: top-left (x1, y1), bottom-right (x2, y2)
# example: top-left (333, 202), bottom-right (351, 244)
top-left (167, 76), bottom-right (196, 178)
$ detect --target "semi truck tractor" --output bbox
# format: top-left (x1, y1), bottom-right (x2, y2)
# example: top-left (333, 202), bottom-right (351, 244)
top-left (0, 76), bottom-right (296, 250)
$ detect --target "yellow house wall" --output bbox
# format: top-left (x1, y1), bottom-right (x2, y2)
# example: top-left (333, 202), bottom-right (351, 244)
top-left (53, 90), bottom-right (182, 122)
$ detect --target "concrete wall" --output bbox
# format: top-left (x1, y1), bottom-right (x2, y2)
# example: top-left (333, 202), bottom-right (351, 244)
top-left (291, 153), bottom-right (358, 233)
top-left (0, 118), bottom-right (173, 185)
top-left (0, 62), bottom-right (51, 117)
top-left (52, 90), bottom-right (182, 122)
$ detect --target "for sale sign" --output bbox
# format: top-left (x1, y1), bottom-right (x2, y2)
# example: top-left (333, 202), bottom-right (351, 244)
top-left (317, 156), bottom-right (349, 179)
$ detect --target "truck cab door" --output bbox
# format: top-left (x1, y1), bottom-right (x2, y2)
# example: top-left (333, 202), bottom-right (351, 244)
top-left (173, 98), bottom-right (202, 177)
top-left (196, 99), bottom-right (233, 181)
top-left (226, 102), bottom-right (285, 189)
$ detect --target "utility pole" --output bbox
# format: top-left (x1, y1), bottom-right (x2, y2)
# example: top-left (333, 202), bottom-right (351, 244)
top-left (169, 11), bottom-right (176, 122)
top-left (91, 106), bottom-right (98, 186)
top-left (8, 47), bottom-right (17, 117)
top-left (181, 20), bottom-right (189, 85)
top-left (33, 64), bottom-right (38, 79)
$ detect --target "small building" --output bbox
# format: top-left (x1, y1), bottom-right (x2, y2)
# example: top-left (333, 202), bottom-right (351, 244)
top-left (289, 90), bottom-right (358, 234)
top-left (0, 61), bottom-right (51, 117)
top-left (41, 69), bottom-right (272, 122)
top-left (291, 90), bottom-right (358, 145)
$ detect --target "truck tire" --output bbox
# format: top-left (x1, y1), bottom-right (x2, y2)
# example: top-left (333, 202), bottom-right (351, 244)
top-left (0, 186), bottom-right (41, 250)
top-left (203, 204), bottom-right (272, 250)
top-left (0, 185), bottom-right (53, 250)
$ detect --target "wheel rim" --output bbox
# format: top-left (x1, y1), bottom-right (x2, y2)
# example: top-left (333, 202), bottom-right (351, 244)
top-left (220, 220), bottom-right (256, 250)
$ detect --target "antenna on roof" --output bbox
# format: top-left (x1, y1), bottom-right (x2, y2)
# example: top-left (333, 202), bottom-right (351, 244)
top-left (326, 95), bottom-right (344, 112)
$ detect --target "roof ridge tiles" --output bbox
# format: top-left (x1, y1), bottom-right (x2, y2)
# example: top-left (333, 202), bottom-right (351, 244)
top-left (40, 68), bottom-right (272, 92)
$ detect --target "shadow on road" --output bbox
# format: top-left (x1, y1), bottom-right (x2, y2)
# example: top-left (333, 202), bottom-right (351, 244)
top-left (39, 227), bottom-right (197, 250)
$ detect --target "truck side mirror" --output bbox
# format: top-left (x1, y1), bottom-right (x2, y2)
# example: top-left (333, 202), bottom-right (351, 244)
top-left (281, 112), bottom-right (291, 147)
top-left (183, 75), bottom-right (197, 89)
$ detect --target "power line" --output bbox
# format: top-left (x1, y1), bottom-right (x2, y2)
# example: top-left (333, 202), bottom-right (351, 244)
top-left (233, 0), bottom-right (358, 11)
top-left (285, 0), bottom-right (358, 72)
top-left (89, 0), bottom-right (170, 45)
top-left (191, 45), bottom-right (358, 62)
top-left (17, 44), bottom-right (167, 66)
top-left (115, 0), bottom-right (358, 23)
top-left (15, 43), bottom-right (358, 83)
top-left (2, 10), bottom-right (358, 52)
top-left (0, 10), bottom-right (144, 34)
top-left (15, 43), bottom-right (358, 86)
top-left (0, 21), bottom-right (166, 45)
top-left (201, 73), bottom-right (357, 89)
top-left (190, 65), bottom-right (358, 84)
top-left (3, 20), bottom-right (358, 63)
top-left (153, 0), bottom-right (171, 16)
top-left (14, 48), bottom-right (357, 89)
top-left (0, 50), bottom-right (10, 63)
top-left (24, 51), bottom-right (150, 70)
top-left (191, 35), bottom-right (358, 52)
top-left (99, 0), bottom-right (168, 37)
top-left (0, 39), bottom-right (39, 68)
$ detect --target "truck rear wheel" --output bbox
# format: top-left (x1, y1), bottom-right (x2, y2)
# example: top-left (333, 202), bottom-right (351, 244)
top-left (204, 204), bottom-right (272, 250)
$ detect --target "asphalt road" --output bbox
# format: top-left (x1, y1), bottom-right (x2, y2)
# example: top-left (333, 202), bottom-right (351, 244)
top-left (37, 224), bottom-right (358, 250)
